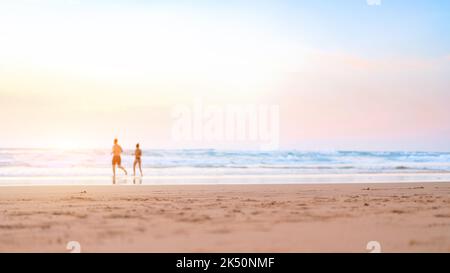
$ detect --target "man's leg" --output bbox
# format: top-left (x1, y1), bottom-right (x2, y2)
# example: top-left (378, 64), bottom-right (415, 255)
top-left (133, 161), bottom-right (137, 176)
top-left (139, 161), bottom-right (143, 176)
top-left (112, 164), bottom-right (116, 177)
top-left (119, 165), bottom-right (127, 175)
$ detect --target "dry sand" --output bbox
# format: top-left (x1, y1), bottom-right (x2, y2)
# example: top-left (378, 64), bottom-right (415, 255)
top-left (0, 183), bottom-right (449, 252)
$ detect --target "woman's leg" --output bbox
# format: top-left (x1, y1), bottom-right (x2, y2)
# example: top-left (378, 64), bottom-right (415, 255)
top-left (139, 161), bottom-right (143, 176)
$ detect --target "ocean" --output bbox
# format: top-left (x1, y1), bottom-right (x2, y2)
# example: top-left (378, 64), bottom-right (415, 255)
top-left (1, 149), bottom-right (450, 185)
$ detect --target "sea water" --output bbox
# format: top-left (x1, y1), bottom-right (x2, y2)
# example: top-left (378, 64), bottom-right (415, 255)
top-left (0, 149), bottom-right (449, 185)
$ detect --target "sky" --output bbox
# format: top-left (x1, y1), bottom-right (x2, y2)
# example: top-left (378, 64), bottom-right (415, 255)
top-left (0, 0), bottom-right (449, 151)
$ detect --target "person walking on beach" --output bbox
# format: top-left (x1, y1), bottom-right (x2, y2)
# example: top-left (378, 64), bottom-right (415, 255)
top-left (133, 143), bottom-right (143, 177)
top-left (112, 138), bottom-right (127, 176)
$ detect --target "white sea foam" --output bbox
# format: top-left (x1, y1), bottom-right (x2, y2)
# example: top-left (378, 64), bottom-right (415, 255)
top-left (0, 149), bottom-right (449, 185)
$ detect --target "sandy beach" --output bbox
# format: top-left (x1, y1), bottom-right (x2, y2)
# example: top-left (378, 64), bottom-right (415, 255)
top-left (0, 182), bottom-right (449, 253)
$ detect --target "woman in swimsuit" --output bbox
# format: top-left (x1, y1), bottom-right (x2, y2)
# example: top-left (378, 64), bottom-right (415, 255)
top-left (133, 143), bottom-right (143, 177)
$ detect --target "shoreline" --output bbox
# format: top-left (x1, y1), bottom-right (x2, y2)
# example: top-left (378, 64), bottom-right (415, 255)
top-left (1, 172), bottom-right (450, 186)
top-left (1, 180), bottom-right (450, 187)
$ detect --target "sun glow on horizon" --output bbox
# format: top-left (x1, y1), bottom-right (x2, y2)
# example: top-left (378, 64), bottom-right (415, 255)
top-left (49, 139), bottom-right (89, 150)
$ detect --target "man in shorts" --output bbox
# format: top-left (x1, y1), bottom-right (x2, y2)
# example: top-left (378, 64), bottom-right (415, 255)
top-left (112, 138), bottom-right (127, 177)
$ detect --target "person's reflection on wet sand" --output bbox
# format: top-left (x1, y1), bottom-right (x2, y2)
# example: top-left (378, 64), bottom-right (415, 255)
top-left (113, 177), bottom-right (130, 185)
top-left (133, 177), bottom-right (142, 185)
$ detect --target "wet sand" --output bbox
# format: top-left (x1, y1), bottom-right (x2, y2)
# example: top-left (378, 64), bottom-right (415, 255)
top-left (0, 183), bottom-right (449, 252)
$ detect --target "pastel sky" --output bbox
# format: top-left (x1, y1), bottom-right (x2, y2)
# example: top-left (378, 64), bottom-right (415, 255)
top-left (0, 0), bottom-right (449, 151)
